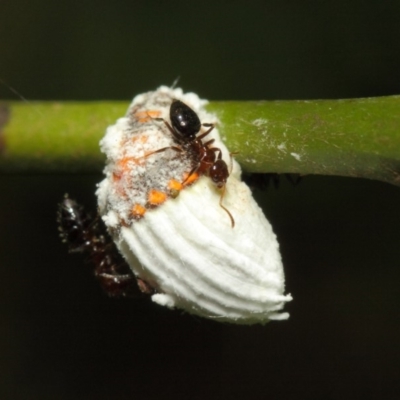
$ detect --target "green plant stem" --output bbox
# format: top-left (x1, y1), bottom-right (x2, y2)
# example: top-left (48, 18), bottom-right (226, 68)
top-left (0, 102), bottom-right (127, 174)
top-left (1, 96), bottom-right (400, 185)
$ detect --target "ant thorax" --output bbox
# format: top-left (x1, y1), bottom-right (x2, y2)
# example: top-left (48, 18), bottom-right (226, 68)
top-left (96, 86), bottom-right (292, 325)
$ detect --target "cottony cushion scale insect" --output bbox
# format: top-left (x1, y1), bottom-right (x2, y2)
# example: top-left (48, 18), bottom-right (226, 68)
top-left (96, 86), bottom-right (292, 324)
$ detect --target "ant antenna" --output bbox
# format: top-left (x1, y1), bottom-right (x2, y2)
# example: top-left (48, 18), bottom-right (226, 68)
top-left (170, 76), bottom-right (181, 89)
top-left (219, 184), bottom-right (235, 228)
top-left (0, 78), bottom-right (29, 103)
top-left (0, 78), bottom-right (44, 118)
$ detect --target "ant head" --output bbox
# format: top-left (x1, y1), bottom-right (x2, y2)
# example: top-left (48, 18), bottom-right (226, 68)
top-left (170, 99), bottom-right (201, 140)
top-left (209, 159), bottom-right (229, 188)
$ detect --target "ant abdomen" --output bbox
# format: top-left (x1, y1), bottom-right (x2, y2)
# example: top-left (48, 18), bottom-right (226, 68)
top-left (169, 99), bottom-right (201, 139)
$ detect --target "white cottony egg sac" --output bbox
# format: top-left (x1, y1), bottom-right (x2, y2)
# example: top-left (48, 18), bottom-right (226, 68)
top-left (96, 86), bottom-right (292, 324)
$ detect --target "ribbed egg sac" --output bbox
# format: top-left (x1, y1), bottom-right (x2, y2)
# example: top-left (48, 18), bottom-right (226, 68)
top-left (107, 173), bottom-right (291, 325)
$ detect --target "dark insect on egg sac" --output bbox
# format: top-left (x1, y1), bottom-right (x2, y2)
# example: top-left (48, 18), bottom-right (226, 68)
top-left (151, 100), bottom-right (235, 227)
top-left (57, 195), bottom-right (152, 298)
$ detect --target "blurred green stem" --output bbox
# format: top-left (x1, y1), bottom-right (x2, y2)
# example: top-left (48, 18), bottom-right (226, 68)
top-left (1, 96), bottom-right (400, 185)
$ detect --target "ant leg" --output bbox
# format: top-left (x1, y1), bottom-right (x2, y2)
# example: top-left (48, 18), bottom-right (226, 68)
top-left (94, 245), bottom-right (155, 298)
top-left (95, 269), bottom-right (143, 298)
top-left (228, 152), bottom-right (235, 174)
top-left (153, 117), bottom-right (175, 136)
top-left (197, 123), bottom-right (215, 140)
top-left (202, 138), bottom-right (215, 147)
top-left (119, 146), bottom-right (183, 168)
top-left (181, 163), bottom-right (201, 186)
top-left (139, 145), bottom-right (183, 160)
top-left (153, 116), bottom-right (185, 143)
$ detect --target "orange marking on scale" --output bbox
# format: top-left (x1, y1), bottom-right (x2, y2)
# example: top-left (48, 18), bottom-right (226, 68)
top-left (168, 179), bottom-right (183, 192)
top-left (135, 110), bottom-right (162, 123)
top-left (120, 218), bottom-right (130, 227)
top-left (112, 172), bottom-right (121, 182)
top-left (132, 204), bottom-right (147, 218)
top-left (148, 189), bottom-right (168, 206)
top-left (111, 172), bottom-right (128, 197)
top-left (117, 156), bottom-right (142, 171)
top-left (130, 134), bottom-right (148, 144)
top-left (119, 134), bottom-right (148, 149)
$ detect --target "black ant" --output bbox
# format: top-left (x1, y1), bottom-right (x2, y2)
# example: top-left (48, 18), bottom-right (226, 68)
top-left (148, 99), bottom-right (235, 227)
top-left (57, 194), bottom-right (154, 298)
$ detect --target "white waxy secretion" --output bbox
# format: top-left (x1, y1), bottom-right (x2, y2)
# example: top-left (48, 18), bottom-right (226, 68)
top-left (96, 86), bottom-right (292, 324)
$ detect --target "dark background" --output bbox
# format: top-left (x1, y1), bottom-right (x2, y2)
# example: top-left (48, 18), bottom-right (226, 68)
top-left (1, 1), bottom-right (400, 399)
